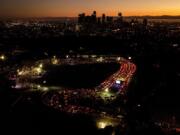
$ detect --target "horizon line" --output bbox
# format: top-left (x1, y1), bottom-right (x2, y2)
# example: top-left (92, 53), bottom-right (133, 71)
top-left (1, 15), bottom-right (180, 19)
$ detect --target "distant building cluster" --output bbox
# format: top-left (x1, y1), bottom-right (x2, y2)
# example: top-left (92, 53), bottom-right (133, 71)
top-left (78, 11), bottom-right (123, 25)
top-left (75, 11), bottom-right (151, 33)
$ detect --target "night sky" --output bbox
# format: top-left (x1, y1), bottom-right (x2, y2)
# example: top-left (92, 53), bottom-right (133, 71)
top-left (1, 0), bottom-right (180, 17)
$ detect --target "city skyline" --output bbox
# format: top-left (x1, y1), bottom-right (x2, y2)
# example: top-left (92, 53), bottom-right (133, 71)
top-left (1, 0), bottom-right (180, 17)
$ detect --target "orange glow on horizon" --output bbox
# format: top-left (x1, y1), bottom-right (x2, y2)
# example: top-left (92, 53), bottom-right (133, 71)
top-left (2, 9), bottom-right (180, 18)
top-left (37, 9), bottom-right (180, 17)
top-left (1, 0), bottom-right (180, 17)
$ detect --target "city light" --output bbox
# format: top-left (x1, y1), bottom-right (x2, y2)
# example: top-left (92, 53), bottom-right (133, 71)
top-left (52, 56), bottom-right (59, 65)
top-left (91, 55), bottom-right (97, 58)
top-left (97, 57), bottom-right (104, 62)
top-left (39, 63), bottom-right (43, 68)
top-left (35, 67), bottom-right (42, 74)
top-left (17, 69), bottom-right (23, 76)
top-left (43, 80), bottom-right (47, 84)
top-left (52, 59), bottom-right (58, 64)
top-left (18, 71), bottom-right (23, 76)
top-left (116, 80), bottom-right (121, 84)
top-left (37, 85), bottom-right (41, 89)
top-left (42, 87), bottom-right (49, 91)
top-left (96, 119), bottom-right (114, 129)
top-left (118, 77), bottom-right (126, 81)
top-left (97, 122), bottom-right (107, 129)
top-left (0, 55), bottom-right (5, 61)
top-left (66, 55), bottom-right (69, 59)
top-left (105, 88), bottom-right (109, 92)
top-left (116, 57), bottom-right (121, 61)
top-left (34, 63), bottom-right (44, 74)
top-left (128, 56), bottom-right (132, 60)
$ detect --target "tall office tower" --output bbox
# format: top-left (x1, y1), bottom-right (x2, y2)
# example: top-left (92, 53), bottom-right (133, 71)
top-left (78, 13), bottom-right (85, 24)
top-left (143, 18), bottom-right (148, 26)
top-left (106, 16), bottom-right (113, 24)
top-left (118, 12), bottom-right (123, 23)
top-left (102, 13), bottom-right (106, 23)
top-left (91, 11), bottom-right (97, 23)
top-left (97, 17), bottom-right (101, 24)
top-left (93, 11), bottom-right (97, 16)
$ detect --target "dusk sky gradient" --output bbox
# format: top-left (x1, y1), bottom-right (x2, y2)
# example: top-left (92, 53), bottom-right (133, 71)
top-left (1, 0), bottom-right (180, 17)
